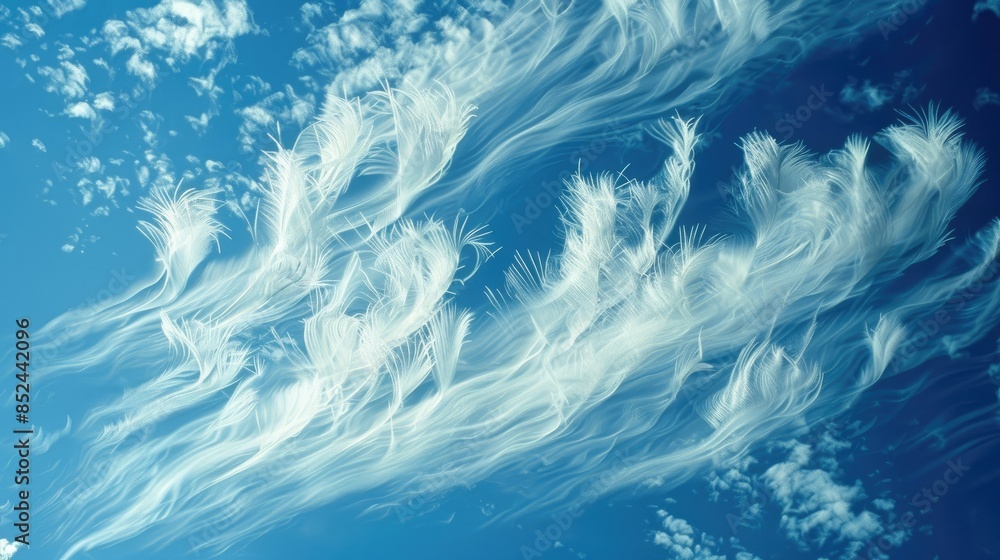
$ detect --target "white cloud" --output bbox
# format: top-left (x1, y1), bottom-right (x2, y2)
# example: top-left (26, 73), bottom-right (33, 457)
top-left (101, 0), bottom-right (258, 83)
top-left (126, 52), bottom-right (157, 82)
top-left (839, 81), bottom-right (893, 111)
top-left (705, 424), bottom-right (911, 559)
top-left (300, 2), bottom-right (323, 28)
top-left (973, 0), bottom-right (1000, 20)
top-left (1, 33), bottom-right (24, 49)
top-left (186, 111), bottom-right (213, 133)
top-left (24, 22), bottom-right (45, 38)
top-left (31, 139), bottom-right (47, 152)
top-left (103, 20), bottom-right (143, 54)
top-left (136, 164), bottom-right (150, 187)
top-left (974, 87), bottom-right (1000, 110)
top-left (0, 538), bottom-right (19, 559)
top-left (188, 64), bottom-right (225, 99)
top-left (838, 71), bottom-right (923, 113)
top-left (33, 416), bottom-right (73, 454)
top-left (763, 441), bottom-right (882, 551)
top-left (77, 156), bottom-right (103, 174)
top-left (56, 43), bottom-right (76, 60)
top-left (183, 55), bottom-right (231, 132)
top-left (652, 510), bottom-right (727, 560)
top-left (134, 148), bottom-right (176, 192)
top-left (37, 60), bottom-right (90, 98)
top-left (138, 110), bottom-right (163, 147)
top-left (871, 498), bottom-right (894, 512)
top-left (77, 179), bottom-right (94, 205)
top-left (0, 132), bottom-right (9, 148)
top-left (93, 91), bottom-right (116, 111)
top-left (236, 84), bottom-right (316, 152)
top-left (290, 0), bottom-right (507, 98)
top-left (137, 0), bottom-right (256, 58)
top-left (96, 176), bottom-right (130, 199)
top-left (48, 0), bottom-right (87, 17)
top-left (92, 57), bottom-right (114, 77)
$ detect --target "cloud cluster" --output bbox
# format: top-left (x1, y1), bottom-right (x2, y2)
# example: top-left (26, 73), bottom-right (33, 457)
top-left (0, 540), bottom-right (18, 560)
top-left (102, 0), bottom-right (258, 83)
top-left (838, 71), bottom-right (923, 113)
top-left (763, 442), bottom-right (883, 552)
top-left (291, 0), bottom-right (508, 98)
top-left (37, 60), bottom-right (89, 98)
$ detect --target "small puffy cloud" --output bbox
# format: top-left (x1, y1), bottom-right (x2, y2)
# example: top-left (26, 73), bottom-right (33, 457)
top-left (77, 156), bottom-right (102, 174)
top-left (101, 0), bottom-right (258, 83)
top-left (189, 68), bottom-right (225, 99)
top-left (37, 60), bottom-right (90, 98)
top-left (839, 71), bottom-right (923, 113)
top-left (973, 0), bottom-right (1000, 20)
top-left (93, 91), bottom-right (116, 111)
top-left (300, 2), bottom-right (323, 28)
top-left (871, 498), bottom-right (894, 512)
top-left (1, 33), bottom-right (24, 49)
top-left (32, 416), bottom-right (73, 454)
top-left (134, 0), bottom-right (256, 59)
top-left (763, 441), bottom-right (882, 551)
top-left (652, 510), bottom-right (727, 560)
top-left (0, 131), bottom-right (9, 148)
top-left (135, 148), bottom-right (176, 191)
top-left (48, 0), bottom-right (87, 17)
top-left (56, 43), bottom-right (76, 60)
top-left (137, 110), bottom-right (163, 147)
top-left (32, 139), bottom-right (47, 152)
top-left (291, 0), bottom-right (506, 98)
top-left (103, 19), bottom-right (143, 55)
top-left (236, 84), bottom-right (316, 152)
top-left (62, 227), bottom-right (97, 252)
top-left (65, 101), bottom-right (97, 120)
top-left (24, 22), bottom-right (45, 38)
top-left (77, 179), bottom-right (94, 205)
top-left (705, 425), bottom-right (909, 559)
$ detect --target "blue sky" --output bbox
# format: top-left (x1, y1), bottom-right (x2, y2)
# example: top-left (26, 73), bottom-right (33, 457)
top-left (1, 1), bottom-right (1000, 559)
